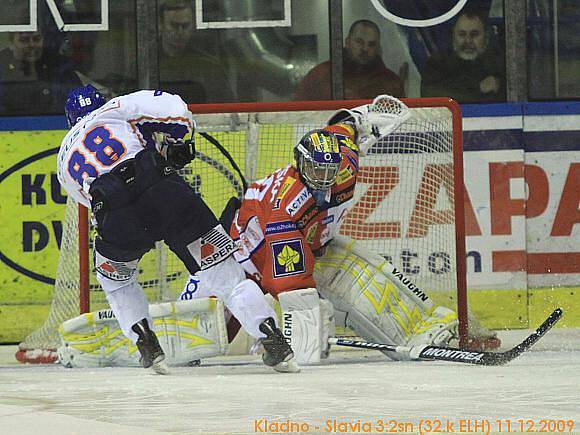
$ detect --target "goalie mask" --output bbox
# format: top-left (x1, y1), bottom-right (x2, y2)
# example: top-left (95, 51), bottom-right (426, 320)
top-left (65, 84), bottom-right (106, 128)
top-left (294, 129), bottom-right (341, 191)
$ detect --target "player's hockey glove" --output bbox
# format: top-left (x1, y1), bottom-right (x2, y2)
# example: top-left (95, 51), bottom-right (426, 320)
top-left (154, 132), bottom-right (196, 170)
top-left (166, 137), bottom-right (195, 170)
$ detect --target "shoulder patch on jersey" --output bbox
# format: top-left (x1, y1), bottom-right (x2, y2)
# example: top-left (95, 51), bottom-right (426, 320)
top-left (331, 185), bottom-right (355, 206)
top-left (271, 239), bottom-right (306, 277)
top-left (278, 177), bottom-right (296, 200)
top-left (336, 166), bottom-right (354, 185)
top-left (265, 220), bottom-right (297, 235)
top-left (305, 222), bottom-right (319, 244)
top-left (295, 204), bottom-right (319, 229)
top-left (285, 186), bottom-right (310, 216)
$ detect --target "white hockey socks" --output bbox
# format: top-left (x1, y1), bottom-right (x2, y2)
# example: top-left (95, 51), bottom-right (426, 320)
top-left (96, 272), bottom-right (150, 344)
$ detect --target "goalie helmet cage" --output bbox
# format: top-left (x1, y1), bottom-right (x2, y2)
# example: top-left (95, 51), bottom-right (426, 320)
top-left (16, 97), bottom-right (468, 363)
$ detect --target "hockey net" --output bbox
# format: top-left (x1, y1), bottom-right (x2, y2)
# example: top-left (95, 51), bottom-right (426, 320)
top-left (16, 98), bottom-right (470, 363)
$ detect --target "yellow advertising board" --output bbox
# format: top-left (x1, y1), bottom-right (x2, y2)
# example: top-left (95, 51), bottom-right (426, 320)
top-left (0, 130), bottom-right (68, 342)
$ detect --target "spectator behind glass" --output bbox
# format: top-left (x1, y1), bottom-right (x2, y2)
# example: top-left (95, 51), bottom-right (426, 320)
top-left (158, 0), bottom-right (233, 103)
top-left (294, 19), bottom-right (405, 101)
top-left (421, 9), bottom-right (505, 103)
top-left (0, 31), bottom-right (82, 115)
top-left (555, 0), bottom-right (580, 98)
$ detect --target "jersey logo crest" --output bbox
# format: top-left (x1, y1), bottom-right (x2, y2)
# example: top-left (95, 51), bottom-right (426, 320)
top-left (271, 239), bottom-right (306, 277)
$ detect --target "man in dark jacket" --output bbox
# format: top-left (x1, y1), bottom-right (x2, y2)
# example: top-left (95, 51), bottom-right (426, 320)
top-left (421, 10), bottom-right (505, 103)
top-left (0, 31), bottom-right (81, 115)
top-left (158, 0), bottom-right (234, 103)
top-left (294, 20), bottom-right (405, 101)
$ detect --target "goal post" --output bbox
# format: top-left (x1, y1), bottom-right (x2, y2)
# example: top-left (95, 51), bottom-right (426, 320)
top-left (16, 97), bottom-right (468, 363)
top-left (187, 98), bottom-right (467, 344)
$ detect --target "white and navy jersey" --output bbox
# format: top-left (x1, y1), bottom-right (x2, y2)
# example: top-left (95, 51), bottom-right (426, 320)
top-left (57, 90), bottom-right (194, 207)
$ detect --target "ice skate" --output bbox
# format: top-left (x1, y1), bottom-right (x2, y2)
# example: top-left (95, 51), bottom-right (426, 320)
top-left (258, 318), bottom-right (299, 373)
top-left (132, 319), bottom-right (169, 375)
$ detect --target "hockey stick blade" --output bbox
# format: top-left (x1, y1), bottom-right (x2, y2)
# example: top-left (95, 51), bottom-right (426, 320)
top-left (329, 308), bottom-right (563, 366)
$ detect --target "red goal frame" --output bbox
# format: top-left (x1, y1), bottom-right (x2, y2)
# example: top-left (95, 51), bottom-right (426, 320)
top-left (78, 98), bottom-right (468, 347)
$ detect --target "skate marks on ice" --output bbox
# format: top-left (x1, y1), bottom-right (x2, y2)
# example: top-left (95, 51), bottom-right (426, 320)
top-left (0, 348), bottom-right (579, 435)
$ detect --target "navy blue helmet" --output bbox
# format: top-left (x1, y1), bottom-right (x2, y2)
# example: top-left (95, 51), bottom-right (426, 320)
top-left (64, 84), bottom-right (106, 127)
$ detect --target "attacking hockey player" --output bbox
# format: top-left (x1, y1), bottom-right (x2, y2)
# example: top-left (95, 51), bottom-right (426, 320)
top-left (56, 85), bottom-right (296, 374)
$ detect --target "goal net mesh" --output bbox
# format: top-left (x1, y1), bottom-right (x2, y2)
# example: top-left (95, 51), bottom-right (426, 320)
top-left (19, 102), bottom-right (466, 356)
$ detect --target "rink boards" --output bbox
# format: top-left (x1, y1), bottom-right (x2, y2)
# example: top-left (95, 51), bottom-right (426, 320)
top-left (0, 103), bottom-right (579, 341)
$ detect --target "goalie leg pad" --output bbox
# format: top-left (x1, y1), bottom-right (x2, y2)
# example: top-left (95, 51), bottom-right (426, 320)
top-left (314, 236), bottom-right (458, 360)
top-left (314, 240), bottom-right (416, 348)
top-left (58, 298), bottom-right (228, 368)
top-left (278, 288), bottom-right (325, 365)
top-left (319, 298), bottom-right (335, 359)
top-left (406, 306), bottom-right (458, 348)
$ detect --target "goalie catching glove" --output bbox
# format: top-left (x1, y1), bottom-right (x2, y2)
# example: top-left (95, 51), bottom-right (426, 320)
top-left (327, 94), bottom-right (410, 155)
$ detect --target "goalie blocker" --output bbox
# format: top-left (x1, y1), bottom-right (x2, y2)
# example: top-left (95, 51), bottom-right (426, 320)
top-left (278, 288), bottom-right (335, 365)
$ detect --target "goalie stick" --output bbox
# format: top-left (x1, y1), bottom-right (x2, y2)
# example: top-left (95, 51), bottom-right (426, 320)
top-left (329, 308), bottom-right (563, 366)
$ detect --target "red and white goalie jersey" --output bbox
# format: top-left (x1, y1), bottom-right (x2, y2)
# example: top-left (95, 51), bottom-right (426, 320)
top-left (230, 123), bottom-right (359, 297)
top-left (57, 90), bottom-right (193, 208)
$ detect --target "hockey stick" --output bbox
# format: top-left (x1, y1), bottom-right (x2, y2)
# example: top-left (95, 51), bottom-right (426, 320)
top-left (329, 308), bottom-right (563, 366)
top-left (198, 131), bottom-right (248, 192)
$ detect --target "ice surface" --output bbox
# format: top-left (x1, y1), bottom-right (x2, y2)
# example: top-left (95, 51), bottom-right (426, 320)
top-left (1, 329), bottom-right (579, 435)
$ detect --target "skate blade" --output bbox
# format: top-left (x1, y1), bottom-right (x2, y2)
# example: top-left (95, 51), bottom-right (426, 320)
top-left (273, 358), bottom-right (300, 373)
top-left (151, 356), bottom-right (170, 375)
